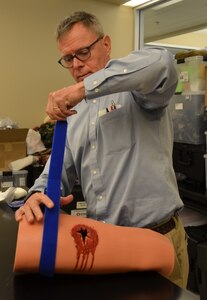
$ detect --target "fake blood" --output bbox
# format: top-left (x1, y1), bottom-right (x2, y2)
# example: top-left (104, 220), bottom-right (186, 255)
top-left (71, 224), bottom-right (98, 272)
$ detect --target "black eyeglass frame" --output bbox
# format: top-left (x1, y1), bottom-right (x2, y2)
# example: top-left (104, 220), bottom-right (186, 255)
top-left (58, 36), bottom-right (103, 68)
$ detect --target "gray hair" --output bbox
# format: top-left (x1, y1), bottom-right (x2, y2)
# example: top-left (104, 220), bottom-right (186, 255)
top-left (56, 11), bottom-right (105, 40)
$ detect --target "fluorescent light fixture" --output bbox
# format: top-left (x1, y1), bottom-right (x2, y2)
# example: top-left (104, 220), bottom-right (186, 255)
top-left (123, 0), bottom-right (151, 7)
top-left (152, 0), bottom-right (184, 10)
top-left (123, 0), bottom-right (162, 8)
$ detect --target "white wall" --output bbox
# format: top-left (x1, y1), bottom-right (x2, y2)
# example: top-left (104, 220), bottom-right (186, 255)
top-left (0, 0), bottom-right (133, 128)
top-left (150, 31), bottom-right (207, 49)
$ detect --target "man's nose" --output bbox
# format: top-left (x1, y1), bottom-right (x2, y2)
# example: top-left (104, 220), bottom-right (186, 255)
top-left (72, 57), bottom-right (84, 68)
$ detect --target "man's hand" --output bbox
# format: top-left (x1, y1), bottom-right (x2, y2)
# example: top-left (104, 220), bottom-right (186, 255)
top-left (15, 192), bottom-right (74, 223)
top-left (46, 81), bottom-right (85, 120)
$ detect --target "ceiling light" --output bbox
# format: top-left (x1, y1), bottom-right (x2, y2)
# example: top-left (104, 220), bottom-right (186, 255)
top-left (123, 0), bottom-right (162, 8)
top-left (123, 0), bottom-right (151, 7)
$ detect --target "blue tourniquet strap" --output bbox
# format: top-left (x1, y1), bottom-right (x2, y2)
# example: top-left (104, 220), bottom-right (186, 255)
top-left (39, 120), bottom-right (68, 276)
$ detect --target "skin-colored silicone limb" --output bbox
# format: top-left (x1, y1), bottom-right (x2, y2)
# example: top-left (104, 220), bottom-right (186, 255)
top-left (14, 214), bottom-right (174, 276)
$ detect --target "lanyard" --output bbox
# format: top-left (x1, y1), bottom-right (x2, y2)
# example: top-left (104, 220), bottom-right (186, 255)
top-left (39, 120), bottom-right (68, 276)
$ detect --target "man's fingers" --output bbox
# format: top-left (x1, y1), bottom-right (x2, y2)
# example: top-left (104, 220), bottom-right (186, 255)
top-left (60, 194), bottom-right (74, 206)
top-left (15, 204), bottom-right (36, 224)
top-left (15, 193), bottom-right (54, 223)
top-left (46, 103), bottom-right (67, 120)
top-left (15, 206), bottom-right (25, 222)
top-left (46, 87), bottom-right (80, 121)
top-left (46, 101), bottom-right (77, 120)
top-left (15, 193), bottom-right (74, 224)
top-left (32, 193), bottom-right (54, 208)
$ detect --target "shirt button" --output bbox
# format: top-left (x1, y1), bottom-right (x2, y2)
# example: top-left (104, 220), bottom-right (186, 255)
top-left (93, 170), bottom-right (97, 175)
top-left (123, 68), bottom-right (127, 73)
top-left (92, 99), bottom-right (97, 104)
top-left (95, 88), bottom-right (99, 93)
top-left (93, 80), bottom-right (98, 85)
top-left (98, 195), bottom-right (103, 201)
top-left (91, 121), bottom-right (95, 125)
top-left (91, 144), bottom-right (96, 150)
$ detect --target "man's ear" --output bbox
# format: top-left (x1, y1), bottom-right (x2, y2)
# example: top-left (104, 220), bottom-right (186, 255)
top-left (102, 35), bottom-right (111, 56)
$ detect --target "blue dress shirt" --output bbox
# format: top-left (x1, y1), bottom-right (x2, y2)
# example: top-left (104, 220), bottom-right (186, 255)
top-left (31, 47), bottom-right (183, 227)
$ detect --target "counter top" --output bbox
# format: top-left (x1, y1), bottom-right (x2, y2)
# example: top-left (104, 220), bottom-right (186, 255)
top-left (0, 202), bottom-right (199, 300)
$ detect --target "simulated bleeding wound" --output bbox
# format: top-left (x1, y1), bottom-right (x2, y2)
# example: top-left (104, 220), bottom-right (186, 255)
top-left (71, 224), bottom-right (98, 272)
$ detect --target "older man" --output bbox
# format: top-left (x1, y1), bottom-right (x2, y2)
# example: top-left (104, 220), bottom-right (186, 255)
top-left (15, 11), bottom-right (189, 287)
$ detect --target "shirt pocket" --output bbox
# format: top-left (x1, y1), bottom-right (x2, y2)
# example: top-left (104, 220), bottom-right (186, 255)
top-left (98, 107), bottom-right (135, 154)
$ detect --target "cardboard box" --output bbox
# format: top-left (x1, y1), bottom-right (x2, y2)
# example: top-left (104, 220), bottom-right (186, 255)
top-left (0, 129), bottom-right (28, 171)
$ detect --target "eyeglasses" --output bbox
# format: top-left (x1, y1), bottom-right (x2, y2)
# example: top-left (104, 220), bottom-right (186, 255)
top-left (58, 36), bottom-right (103, 68)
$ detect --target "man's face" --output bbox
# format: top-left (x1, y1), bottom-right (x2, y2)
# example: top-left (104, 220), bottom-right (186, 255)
top-left (57, 23), bottom-right (111, 82)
